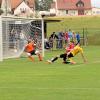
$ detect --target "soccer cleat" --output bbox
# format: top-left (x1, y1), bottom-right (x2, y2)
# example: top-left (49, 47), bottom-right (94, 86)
top-left (70, 61), bottom-right (76, 64)
top-left (39, 59), bottom-right (43, 61)
top-left (63, 61), bottom-right (71, 64)
top-left (47, 60), bottom-right (52, 64)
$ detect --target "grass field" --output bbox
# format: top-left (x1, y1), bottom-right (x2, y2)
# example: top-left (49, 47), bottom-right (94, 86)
top-left (0, 46), bottom-right (100, 100)
top-left (47, 16), bottom-right (100, 35)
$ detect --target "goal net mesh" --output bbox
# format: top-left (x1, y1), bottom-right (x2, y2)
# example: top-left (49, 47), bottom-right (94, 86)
top-left (0, 17), bottom-right (44, 60)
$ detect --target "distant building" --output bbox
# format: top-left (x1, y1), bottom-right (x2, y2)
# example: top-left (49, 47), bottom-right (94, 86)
top-left (0, 0), bottom-right (35, 16)
top-left (13, 1), bottom-right (34, 16)
top-left (50, 0), bottom-right (92, 16)
top-left (92, 7), bottom-right (100, 15)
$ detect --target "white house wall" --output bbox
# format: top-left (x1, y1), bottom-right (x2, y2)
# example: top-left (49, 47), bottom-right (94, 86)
top-left (58, 10), bottom-right (66, 16)
top-left (58, 9), bottom-right (93, 16)
top-left (50, 8), bottom-right (56, 14)
top-left (50, 8), bottom-right (92, 16)
top-left (84, 10), bottom-right (92, 15)
top-left (14, 2), bottom-right (34, 15)
top-left (68, 10), bottom-right (78, 16)
top-left (57, 10), bottom-right (78, 16)
top-left (92, 7), bottom-right (100, 15)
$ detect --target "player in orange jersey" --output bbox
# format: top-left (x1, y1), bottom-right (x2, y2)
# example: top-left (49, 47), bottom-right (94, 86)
top-left (24, 39), bottom-right (42, 62)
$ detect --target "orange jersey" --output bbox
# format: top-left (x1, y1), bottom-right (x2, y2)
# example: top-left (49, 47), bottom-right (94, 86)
top-left (25, 42), bottom-right (36, 52)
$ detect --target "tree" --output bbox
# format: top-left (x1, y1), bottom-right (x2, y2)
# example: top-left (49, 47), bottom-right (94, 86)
top-left (35, 0), bottom-right (39, 10)
top-left (35, 0), bottom-right (53, 11)
top-left (0, 9), bottom-right (4, 15)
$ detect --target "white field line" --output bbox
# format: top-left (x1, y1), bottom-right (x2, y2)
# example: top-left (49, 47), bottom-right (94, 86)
top-left (0, 87), bottom-right (100, 90)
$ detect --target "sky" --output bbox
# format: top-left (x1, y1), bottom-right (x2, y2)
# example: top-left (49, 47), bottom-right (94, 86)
top-left (91, 0), bottom-right (100, 7)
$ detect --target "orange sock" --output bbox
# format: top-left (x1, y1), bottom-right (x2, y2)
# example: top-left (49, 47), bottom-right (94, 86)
top-left (38, 54), bottom-right (42, 61)
top-left (28, 56), bottom-right (34, 62)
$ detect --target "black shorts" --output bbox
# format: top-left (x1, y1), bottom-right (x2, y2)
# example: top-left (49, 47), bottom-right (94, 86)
top-left (60, 53), bottom-right (67, 62)
top-left (59, 53), bottom-right (74, 58)
top-left (29, 50), bottom-right (36, 55)
top-left (60, 53), bottom-right (67, 58)
top-left (68, 53), bottom-right (74, 58)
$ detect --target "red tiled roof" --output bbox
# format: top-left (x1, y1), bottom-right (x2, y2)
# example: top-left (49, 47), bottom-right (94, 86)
top-left (0, 0), bottom-right (34, 9)
top-left (28, 0), bottom-right (34, 8)
top-left (51, 0), bottom-right (92, 10)
top-left (10, 0), bottom-right (22, 9)
top-left (11, 0), bottom-right (34, 9)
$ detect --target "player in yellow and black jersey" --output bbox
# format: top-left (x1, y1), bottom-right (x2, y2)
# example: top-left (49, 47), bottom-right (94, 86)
top-left (47, 43), bottom-right (87, 64)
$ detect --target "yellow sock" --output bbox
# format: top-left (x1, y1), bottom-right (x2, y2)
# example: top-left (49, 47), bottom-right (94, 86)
top-left (68, 58), bottom-right (74, 62)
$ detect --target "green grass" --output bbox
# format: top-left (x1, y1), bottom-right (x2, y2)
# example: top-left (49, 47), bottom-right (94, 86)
top-left (0, 46), bottom-right (100, 100)
top-left (47, 16), bottom-right (100, 35)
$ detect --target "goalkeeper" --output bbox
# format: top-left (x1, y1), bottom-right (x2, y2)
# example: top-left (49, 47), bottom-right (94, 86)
top-left (24, 39), bottom-right (42, 62)
top-left (47, 43), bottom-right (86, 64)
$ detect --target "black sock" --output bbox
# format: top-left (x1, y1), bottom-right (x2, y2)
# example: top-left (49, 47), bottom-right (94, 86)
top-left (51, 57), bottom-right (58, 62)
top-left (60, 54), bottom-right (67, 62)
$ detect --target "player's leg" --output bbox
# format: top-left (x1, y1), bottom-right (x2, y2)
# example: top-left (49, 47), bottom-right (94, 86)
top-left (51, 56), bottom-right (59, 62)
top-left (67, 53), bottom-right (76, 64)
top-left (35, 50), bottom-right (43, 61)
top-left (27, 52), bottom-right (34, 62)
top-left (47, 53), bottom-right (67, 64)
top-left (60, 53), bottom-right (73, 64)
top-left (47, 55), bottom-right (60, 63)
top-left (60, 53), bottom-right (67, 62)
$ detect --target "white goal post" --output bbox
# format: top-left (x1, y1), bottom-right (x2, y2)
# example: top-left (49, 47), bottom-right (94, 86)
top-left (0, 17), bottom-right (3, 61)
top-left (0, 16), bottom-right (44, 61)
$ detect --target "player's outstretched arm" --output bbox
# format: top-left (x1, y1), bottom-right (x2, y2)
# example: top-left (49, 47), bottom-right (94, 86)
top-left (81, 53), bottom-right (87, 63)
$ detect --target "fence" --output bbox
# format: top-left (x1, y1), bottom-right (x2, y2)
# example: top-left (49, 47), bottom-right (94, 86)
top-left (45, 28), bottom-right (100, 50)
top-left (45, 28), bottom-right (88, 50)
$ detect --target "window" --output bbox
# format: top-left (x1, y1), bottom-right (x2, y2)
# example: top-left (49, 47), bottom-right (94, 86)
top-left (76, 0), bottom-right (84, 7)
top-left (20, 8), bottom-right (26, 13)
top-left (66, 10), bottom-right (68, 14)
top-left (77, 3), bottom-right (84, 7)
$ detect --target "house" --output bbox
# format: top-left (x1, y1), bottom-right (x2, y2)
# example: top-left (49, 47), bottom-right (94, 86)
top-left (50, 0), bottom-right (92, 16)
top-left (1, 0), bottom-right (35, 16)
top-left (12, 1), bottom-right (34, 16)
top-left (92, 7), bottom-right (100, 15)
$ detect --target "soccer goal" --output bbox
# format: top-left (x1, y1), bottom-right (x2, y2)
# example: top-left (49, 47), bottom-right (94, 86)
top-left (0, 16), bottom-right (44, 61)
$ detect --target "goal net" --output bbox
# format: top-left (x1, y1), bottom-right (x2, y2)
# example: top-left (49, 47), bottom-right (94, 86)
top-left (0, 16), bottom-right (44, 61)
